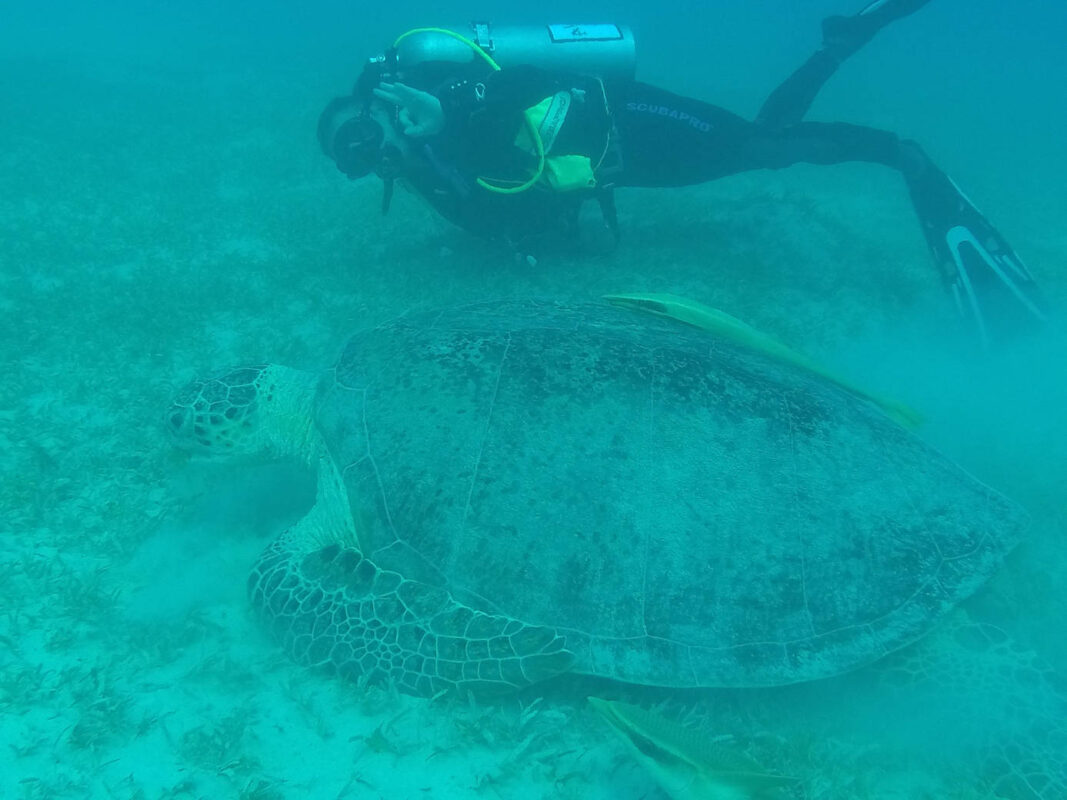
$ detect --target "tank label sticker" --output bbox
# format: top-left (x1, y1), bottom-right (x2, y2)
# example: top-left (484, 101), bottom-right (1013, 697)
top-left (548, 24), bottom-right (622, 42)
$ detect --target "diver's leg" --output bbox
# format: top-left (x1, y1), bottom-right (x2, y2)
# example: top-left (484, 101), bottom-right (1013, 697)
top-left (756, 0), bottom-right (934, 128)
top-left (611, 82), bottom-right (764, 187)
top-left (620, 106), bottom-right (1047, 343)
top-left (735, 120), bottom-right (904, 172)
top-left (742, 123), bottom-right (1047, 343)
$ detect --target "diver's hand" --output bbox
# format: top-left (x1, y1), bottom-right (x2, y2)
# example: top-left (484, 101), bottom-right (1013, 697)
top-left (372, 82), bottom-right (445, 138)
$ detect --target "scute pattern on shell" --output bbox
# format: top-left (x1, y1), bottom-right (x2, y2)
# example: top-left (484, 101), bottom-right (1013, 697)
top-left (253, 300), bottom-right (1027, 693)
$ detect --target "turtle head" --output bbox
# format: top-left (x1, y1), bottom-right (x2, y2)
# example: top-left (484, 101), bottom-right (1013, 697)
top-left (165, 364), bottom-right (319, 462)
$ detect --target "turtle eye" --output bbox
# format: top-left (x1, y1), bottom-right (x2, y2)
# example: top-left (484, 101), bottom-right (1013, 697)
top-left (165, 404), bottom-right (196, 436)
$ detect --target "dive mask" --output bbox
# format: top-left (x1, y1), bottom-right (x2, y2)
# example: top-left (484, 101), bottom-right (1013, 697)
top-left (317, 96), bottom-right (386, 179)
top-left (319, 55), bottom-right (409, 213)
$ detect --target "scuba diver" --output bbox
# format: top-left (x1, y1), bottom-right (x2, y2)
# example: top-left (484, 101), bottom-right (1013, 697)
top-left (318, 0), bottom-right (1048, 346)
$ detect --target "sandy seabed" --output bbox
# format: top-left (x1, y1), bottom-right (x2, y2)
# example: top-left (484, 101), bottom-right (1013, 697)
top-left (2, 60), bottom-right (1065, 799)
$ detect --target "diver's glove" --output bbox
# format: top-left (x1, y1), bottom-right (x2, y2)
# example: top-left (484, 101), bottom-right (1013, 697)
top-left (903, 150), bottom-right (1048, 346)
top-left (373, 82), bottom-right (445, 138)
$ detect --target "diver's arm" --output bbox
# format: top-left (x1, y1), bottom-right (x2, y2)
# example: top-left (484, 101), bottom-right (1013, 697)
top-left (436, 65), bottom-right (570, 132)
top-left (373, 66), bottom-right (567, 143)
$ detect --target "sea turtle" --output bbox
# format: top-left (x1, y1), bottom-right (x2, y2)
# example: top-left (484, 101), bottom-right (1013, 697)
top-left (165, 298), bottom-right (1027, 697)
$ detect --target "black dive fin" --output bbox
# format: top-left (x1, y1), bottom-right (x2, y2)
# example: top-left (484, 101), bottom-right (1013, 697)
top-left (906, 162), bottom-right (1048, 346)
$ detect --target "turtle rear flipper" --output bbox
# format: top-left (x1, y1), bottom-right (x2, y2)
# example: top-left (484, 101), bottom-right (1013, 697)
top-left (248, 538), bottom-right (574, 696)
top-left (875, 608), bottom-right (1067, 798)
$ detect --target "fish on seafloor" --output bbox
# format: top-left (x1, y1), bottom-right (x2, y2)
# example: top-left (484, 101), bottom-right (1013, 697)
top-left (589, 696), bottom-right (799, 800)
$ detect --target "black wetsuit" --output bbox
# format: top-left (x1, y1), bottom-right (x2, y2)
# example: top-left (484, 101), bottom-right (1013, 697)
top-left (404, 50), bottom-right (920, 251)
top-left (609, 1), bottom-right (931, 189)
top-left (399, 66), bottom-right (612, 246)
top-left (610, 81), bottom-right (906, 187)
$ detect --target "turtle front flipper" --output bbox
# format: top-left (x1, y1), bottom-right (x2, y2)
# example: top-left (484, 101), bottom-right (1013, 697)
top-left (248, 538), bottom-right (575, 696)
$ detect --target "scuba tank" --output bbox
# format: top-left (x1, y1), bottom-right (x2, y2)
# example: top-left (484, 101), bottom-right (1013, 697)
top-left (342, 23), bottom-right (635, 234)
top-left (392, 22), bottom-right (636, 82)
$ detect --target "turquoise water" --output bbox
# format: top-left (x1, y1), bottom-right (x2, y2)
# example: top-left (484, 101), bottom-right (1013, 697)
top-left (2, 2), bottom-right (1065, 798)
